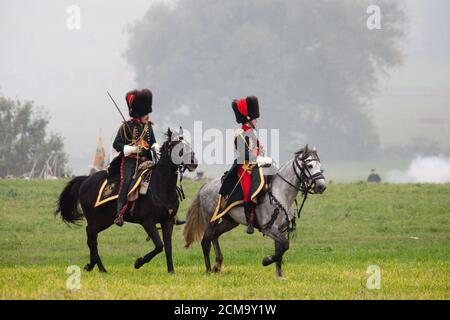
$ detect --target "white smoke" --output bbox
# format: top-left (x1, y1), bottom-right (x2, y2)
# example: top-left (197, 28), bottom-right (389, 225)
top-left (387, 156), bottom-right (450, 183)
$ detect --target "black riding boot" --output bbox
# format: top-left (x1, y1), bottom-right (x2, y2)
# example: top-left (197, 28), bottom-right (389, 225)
top-left (244, 202), bottom-right (256, 234)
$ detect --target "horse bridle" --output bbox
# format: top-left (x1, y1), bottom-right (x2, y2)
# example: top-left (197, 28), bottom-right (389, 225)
top-left (266, 151), bottom-right (324, 235)
top-left (173, 138), bottom-right (196, 201)
top-left (277, 151), bottom-right (325, 196)
top-left (149, 138), bottom-right (190, 208)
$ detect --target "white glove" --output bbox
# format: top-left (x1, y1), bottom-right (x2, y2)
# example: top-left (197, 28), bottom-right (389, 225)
top-left (257, 156), bottom-right (273, 167)
top-left (151, 142), bottom-right (161, 155)
top-left (123, 145), bottom-right (139, 157)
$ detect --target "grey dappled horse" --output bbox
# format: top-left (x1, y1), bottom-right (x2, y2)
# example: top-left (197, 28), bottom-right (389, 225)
top-left (183, 145), bottom-right (326, 277)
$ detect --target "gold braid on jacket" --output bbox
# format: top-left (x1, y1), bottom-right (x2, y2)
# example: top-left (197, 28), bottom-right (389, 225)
top-left (120, 122), bottom-right (149, 148)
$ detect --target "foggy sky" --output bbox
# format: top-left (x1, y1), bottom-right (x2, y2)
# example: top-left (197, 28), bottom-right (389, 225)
top-left (0, 0), bottom-right (449, 174)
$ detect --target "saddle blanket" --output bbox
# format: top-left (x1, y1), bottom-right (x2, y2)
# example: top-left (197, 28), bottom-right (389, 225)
top-left (210, 166), bottom-right (266, 222)
top-left (94, 169), bottom-right (150, 208)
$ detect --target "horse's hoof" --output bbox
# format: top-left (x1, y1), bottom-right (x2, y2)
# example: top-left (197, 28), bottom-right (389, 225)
top-left (84, 264), bottom-right (94, 272)
top-left (175, 218), bottom-right (186, 226)
top-left (98, 266), bottom-right (107, 273)
top-left (262, 256), bottom-right (273, 267)
top-left (135, 258), bottom-right (144, 269)
top-left (168, 270), bottom-right (175, 274)
top-left (212, 265), bottom-right (221, 273)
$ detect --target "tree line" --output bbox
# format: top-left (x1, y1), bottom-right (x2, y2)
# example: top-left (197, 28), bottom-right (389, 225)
top-left (0, 96), bottom-right (68, 178)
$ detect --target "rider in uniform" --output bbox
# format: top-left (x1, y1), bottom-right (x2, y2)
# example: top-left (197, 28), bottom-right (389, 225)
top-left (218, 96), bottom-right (272, 234)
top-left (111, 89), bottom-right (160, 227)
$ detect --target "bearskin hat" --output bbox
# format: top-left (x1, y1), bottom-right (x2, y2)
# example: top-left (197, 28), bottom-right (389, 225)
top-left (125, 89), bottom-right (152, 118)
top-left (231, 96), bottom-right (260, 124)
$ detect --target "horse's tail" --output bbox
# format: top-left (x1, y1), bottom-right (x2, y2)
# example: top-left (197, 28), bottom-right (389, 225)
top-left (55, 175), bottom-right (88, 224)
top-left (183, 190), bottom-right (205, 248)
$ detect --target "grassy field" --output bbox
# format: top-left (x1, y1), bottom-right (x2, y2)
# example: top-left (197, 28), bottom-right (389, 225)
top-left (0, 179), bottom-right (448, 299)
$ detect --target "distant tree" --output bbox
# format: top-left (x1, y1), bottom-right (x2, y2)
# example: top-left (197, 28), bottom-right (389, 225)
top-left (126, 0), bottom-right (406, 160)
top-left (0, 96), bottom-right (68, 178)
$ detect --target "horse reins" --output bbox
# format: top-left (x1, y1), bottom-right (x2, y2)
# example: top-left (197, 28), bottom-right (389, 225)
top-left (176, 165), bottom-right (186, 201)
top-left (266, 151), bottom-right (324, 235)
top-left (175, 138), bottom-right (196, 202)
top-left (148, 139), bottom-right (190, 210)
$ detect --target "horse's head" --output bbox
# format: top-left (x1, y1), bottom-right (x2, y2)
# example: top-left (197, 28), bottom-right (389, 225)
top-left (295, 144), bottom-right (326, 194)
top-left (161, 127), bottom-right (198, 172)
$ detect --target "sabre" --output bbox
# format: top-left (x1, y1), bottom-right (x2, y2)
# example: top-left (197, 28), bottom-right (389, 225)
top-left (107, 90), bottom-right (135, 146)
top-left (106, 90), bottom-right (130, 130)
top-left (107, 91), bottom-right (143, 178)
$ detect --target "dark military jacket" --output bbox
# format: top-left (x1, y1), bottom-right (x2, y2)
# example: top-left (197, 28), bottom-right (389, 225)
top-left (107, 120), bottom-right (156, 178)
top-left (112, 120), bottom-right (156, 160)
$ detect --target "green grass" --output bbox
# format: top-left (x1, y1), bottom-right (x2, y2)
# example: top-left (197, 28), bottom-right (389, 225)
top-left (0, 179), bottom-right (448, 299)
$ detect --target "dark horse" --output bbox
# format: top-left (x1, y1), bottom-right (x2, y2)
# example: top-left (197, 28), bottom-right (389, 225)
top-left (55, 129), bottom-right (197, 273)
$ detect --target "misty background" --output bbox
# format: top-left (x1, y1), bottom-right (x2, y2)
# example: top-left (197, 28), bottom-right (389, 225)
top-left (0, 0), bottom-right (449, 181)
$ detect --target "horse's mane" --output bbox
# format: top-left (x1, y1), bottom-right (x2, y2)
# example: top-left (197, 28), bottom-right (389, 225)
top-left (162, 128), bottom-right (172, 141)
top-left (150, 128), bottom-right (179, 208)
top-left (275, 145), bottom-right (320, 175)
top-left (160, 128), bottom-right (175, 155)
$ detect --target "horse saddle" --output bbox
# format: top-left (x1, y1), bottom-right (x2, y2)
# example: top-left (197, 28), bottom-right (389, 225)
top-left (94, 164), bottom-right (153, 208)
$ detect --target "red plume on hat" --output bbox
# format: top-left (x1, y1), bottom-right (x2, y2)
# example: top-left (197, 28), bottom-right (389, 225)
top-left (231, 96), bottom-right (260, 124)
top-left (125, 89), bottom-right (152, 118)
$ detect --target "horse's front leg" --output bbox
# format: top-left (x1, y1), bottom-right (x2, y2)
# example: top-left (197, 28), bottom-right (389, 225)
top-left (161, 216), bottom-right (175, 273)
top-left (135, 220), bottom-right (163, 269)
top-left (275, 241), bottom-right (285, 278)
top-left (261, 226), bottom-right (289, 277)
